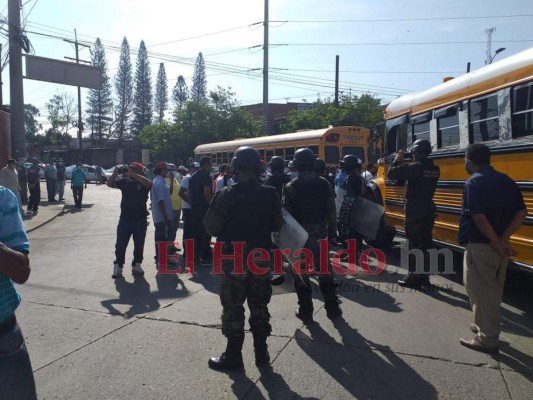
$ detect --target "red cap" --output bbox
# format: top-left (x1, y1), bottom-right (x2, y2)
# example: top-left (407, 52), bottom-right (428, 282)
top-left (129, 162), bottom-right (144, 174)
top-left (156, 162), bottom-right (169, 170)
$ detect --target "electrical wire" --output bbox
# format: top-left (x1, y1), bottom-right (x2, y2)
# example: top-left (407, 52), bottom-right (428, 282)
top-left (273, 14), bottom-right (533, 23)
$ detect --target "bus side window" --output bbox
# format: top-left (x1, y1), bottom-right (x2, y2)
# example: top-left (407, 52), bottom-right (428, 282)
top-left (275, 148), bottom-right (283, 157)
top-left (412, 121), bottom-right (430, 144)
top-left (436, 105), bottom-right (460, 148)
top-left (309, 145), bottom-right (319, 157)
top-left (470, 93), bottom-right (499, 142)
top-left (285, 148), bottom-right (294, 160)
top-left (266, 149), bottom-right (274, 161)
top-left (512, 81), bottom-right (533, 138)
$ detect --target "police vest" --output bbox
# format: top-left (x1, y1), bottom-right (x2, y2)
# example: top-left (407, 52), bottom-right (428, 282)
top-left (264, 173), bottom-right (290, 200)
top-left (287, 176), bottom-right (330, 225)
top-left (405, 159), bottom-right (440, 214)
top-left (217, 182), bottom-right (279, 248)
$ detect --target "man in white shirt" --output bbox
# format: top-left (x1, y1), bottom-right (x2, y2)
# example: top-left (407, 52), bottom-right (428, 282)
top-left (361, 162), bottom-right (377, 184)
top-left (215, 168), bottom-right (235, 193)
top-left (178, 163), bottom-right (199, 264)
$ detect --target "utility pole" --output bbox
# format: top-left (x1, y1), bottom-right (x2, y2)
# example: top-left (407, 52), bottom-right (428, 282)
top-left (262, 0), bottom-right (269, 134)
top-left (334, 55), bottom-right (340, 107)
top-left (485, 27), bottom-right (495, 65)
top-left (64, 30), bottom-right (91, 151)
top-left (8, 0), bottom-right (25, 160)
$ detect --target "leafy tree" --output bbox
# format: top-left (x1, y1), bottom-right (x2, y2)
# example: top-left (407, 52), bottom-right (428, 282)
top-left (280, 93), bottom-right (384, 133)
top-left (131, 40), bottom-right (152, 135)
top-left (86, 38), bottom-right (113, 147)
top-left (114, 37), bottom-right (134, 145)
top-left (154, 63), bottom-right (168, 123)
top-left (45, 92), bottom-right (76, 134)
top-left (191, 52), bottom-right (207, 103)
top-left (140, 86), bottom-right (261, 161)
top-left (24, 104), bottom-right (40, 143)
top-left (172, 75), bottom-right (188, 112)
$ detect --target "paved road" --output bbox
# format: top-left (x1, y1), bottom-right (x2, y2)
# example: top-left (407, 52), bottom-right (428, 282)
top-left (16, 184), bottom-right (533, 399)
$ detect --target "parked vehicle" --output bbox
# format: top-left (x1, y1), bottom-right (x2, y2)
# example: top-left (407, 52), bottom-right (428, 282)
top-left (65, 165), bottom-right (109, 183)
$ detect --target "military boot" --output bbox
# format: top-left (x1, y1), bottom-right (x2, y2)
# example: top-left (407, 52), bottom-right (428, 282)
top-left (320, 280), bottom-right (342, 320)
top-left (208, 334), bottom-right (245, 371)
top-left (253, 333), bottom-right (270, 367)
top-left (295, 286), bottom-right (314, 322)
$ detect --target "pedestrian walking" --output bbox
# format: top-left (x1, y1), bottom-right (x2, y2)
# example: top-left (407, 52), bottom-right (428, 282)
top-left (56, 158), bottom-right (66, 200)
top-left (107, 162), bottom-right (152, 278)
top-left (283, 148), bottom-right (341, 322)
top-left (71, 163), bottom-right (87, 209)
top-left (44, 158), bottom-right (58, 202)
top-left (388, 139), bottom-right (440, 288)
top-left (152, 162), bottom-right (173, 269)
top-left (189, 157), bottom-right (213, 264)
top-left (458, 143), bottom-right (526, 354)
top-left (26, 159), bottom-right (41, 213)
top-left (0, 185), bottom-right (37, 399)
top-left (204, 146), bottom-right (283, 370)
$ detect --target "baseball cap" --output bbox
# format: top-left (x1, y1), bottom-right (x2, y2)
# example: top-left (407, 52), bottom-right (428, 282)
top-left (178, 165), bottom-right (187, 172)
top-left (193, 162), bottom-right (200, 168)
top-left (156, 161), bottom-right (169, 170)
top-left (129, 162), bottom-right (144, 174)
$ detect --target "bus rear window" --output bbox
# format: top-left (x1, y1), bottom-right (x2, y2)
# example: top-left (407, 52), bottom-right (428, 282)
top-left (324, 146), bottom-right (340, 164)
top-left (342, 146), bottom-right (365, 163)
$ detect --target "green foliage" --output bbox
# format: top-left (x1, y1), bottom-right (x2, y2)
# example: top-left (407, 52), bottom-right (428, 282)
top-left (172, 75), bottom-right (188, 112)
top-left (24, 104), bottom-right (40, 143)
top-left (280, 94), bottom-right (384, 134)
top-left (131, 40), bottom-right (152, 135)
top-left (191, 52), bottom-right (207, 103)
top-left (114, 37), bottom-right (134, 144)
top-left (86, 38), bottom-right (113, 147)
top-left (140, 86), bottom-right (261, 161)
top-left (45, 92), bottom-right (76, 134)
top-left (154, 63), bottom-right (168, 123)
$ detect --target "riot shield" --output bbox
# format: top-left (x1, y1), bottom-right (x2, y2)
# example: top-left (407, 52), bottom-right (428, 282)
top-left (349, 196), bottom-right (385, 240)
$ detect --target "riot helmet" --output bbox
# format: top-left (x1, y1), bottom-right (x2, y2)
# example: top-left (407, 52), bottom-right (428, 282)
top-left (340, 154), bottom-right (361, 172)
top-left (411, 139), bottom-right (432, 160)
top-left (231, 146), bottom-right (262, 174)
top-left (293, 148), bottom-right (315, 171)
top-left (314, 158), bottom-right (327, 174)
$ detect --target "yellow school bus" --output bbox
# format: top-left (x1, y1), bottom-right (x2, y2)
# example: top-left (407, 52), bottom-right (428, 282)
top-left (372, 47), bottom-right (533, 272)
top-left (194, 126), bottom-right (371, 167)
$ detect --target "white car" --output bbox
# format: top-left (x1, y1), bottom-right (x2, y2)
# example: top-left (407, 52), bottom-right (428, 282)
top-left (65, 165), bottom-right (109, 183)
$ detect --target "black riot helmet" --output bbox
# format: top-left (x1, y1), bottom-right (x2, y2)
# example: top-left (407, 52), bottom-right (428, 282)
top-left (231, 146), bottom-right (262, 174)
top-left (314, 158), bottom-right (327, 174)
top-left (268, 156), bottom-right (284, 170)
top-left (293, 148), bottom-right (315, 171)
top-left (340, 154), bottom-right (361, 172)
top-left (411, 139), bottom-right (432, 160)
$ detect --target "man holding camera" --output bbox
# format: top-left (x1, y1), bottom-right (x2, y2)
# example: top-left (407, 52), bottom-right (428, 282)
top-left (107, 162), bottom-right (152, 279)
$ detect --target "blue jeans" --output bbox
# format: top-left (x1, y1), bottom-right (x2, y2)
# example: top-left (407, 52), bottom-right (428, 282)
top-left (0, 320), bottom-right (37, 399)
top-left (114, 218), bottom-right (148, 266)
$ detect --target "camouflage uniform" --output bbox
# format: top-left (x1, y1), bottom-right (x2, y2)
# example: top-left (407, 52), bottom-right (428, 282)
top-left (283, 170), bottom-right (340, 318)
top-left (204, 178), bottom-right (282, 339)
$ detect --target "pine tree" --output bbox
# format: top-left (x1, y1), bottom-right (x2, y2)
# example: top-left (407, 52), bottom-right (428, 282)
top-left (172, 75), bottom-right (189, 112)
top-left (114, 37), bottom-right (133, 145)
top-left (154, 63), bottom-right (168, 123)
top-left (131, 40), bottom-right (152, 135)
top-left (191, 52), bottom-right (207, 103)
top-left (86, 38), bottom-right (113, 147)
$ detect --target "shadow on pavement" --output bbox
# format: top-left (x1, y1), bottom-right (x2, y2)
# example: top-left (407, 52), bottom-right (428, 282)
top-left (295, 317), bottom-right (438, 399)
top-left (101, 276), bottom-right (160, 318)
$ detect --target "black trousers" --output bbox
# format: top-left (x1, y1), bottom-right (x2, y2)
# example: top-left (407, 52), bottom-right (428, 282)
top-left (72, 186), bottom-right (84, 206)
top-left (191, 210), bottom-right (212, 261)
top-left (27, 185), bottom-right (40, 211)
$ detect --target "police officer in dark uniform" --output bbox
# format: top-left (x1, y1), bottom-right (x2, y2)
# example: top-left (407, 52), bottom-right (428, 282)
top-left (387, 139), bottom-right (440, 287)
top-left (283, 148), bottom-right (341, 322)
top-left (263, 156), bottom-right (290, 199)
top-left (338, 155), bottom-right (366, 256)
top-left (314, 158), bottom-right (334, 188)
top-left (204, 146), bottom-right (283, 371)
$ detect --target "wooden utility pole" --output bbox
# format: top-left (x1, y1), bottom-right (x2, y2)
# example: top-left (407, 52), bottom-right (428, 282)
top-left (8, 0), bottom-right (26, 160)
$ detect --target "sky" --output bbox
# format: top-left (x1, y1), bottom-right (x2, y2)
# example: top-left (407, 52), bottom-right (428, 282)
top-left (1, 0), bottom-right (532, 135)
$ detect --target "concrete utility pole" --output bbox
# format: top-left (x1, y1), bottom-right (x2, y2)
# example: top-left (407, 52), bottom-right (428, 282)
top-left (8, 0), bottom-right (26, 160)
top-left (485, 27), bottom-right (495, 65)
top-left (262, 0), bottom-right (269, 134)
top-left (64, 30), bottom-right (91, 150)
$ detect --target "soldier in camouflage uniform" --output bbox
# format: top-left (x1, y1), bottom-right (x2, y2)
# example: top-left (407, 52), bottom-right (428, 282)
top-left (204, 146), bottom-right (282, 371)
top-left (283, 148), bottom-right (341, 322)
top-left (388, 139), bottom-right (440, 288)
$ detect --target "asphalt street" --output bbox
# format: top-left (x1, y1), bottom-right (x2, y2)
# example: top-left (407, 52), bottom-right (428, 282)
top-left (16, 183), bottom-right (533, 400)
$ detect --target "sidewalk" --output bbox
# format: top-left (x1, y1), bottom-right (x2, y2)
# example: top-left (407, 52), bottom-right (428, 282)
top-left (22, 181), bottom-right (66, 233)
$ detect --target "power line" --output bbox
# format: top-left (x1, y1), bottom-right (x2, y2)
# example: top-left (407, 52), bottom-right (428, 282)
top-left (277, 39), bottom-right (533, 47)
top-left (274, 14), bottom-right (533, 23)
top-left (148, 24), bottom-right (253, 48)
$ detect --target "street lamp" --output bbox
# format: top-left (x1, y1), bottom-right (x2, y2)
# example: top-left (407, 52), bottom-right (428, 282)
top-left (489, 47), bottom-right (506, 64)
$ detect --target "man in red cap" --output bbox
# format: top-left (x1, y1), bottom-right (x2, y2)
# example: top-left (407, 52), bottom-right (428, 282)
top-left (107, 162), bottom-right (152, 278)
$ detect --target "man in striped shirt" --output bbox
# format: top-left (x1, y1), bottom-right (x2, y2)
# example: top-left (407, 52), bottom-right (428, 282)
top-left (0, 185), bottom-right (37, 399)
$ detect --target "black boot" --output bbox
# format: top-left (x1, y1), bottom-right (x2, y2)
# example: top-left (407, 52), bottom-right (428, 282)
top-left (295, 283), bottom-right (314, 322)
top-left (320, 280), bottom-right (342, 320)
top-left (208, 334), bottom-right (245, 371)
top-left (253, 333), bottom-right (270, 367)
